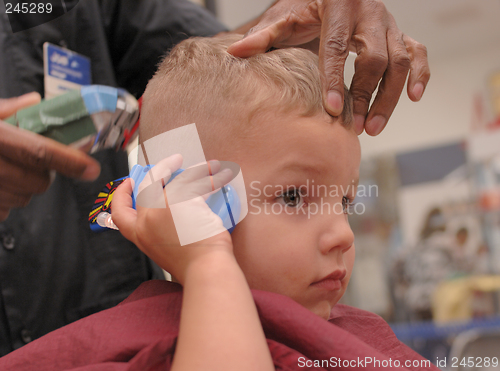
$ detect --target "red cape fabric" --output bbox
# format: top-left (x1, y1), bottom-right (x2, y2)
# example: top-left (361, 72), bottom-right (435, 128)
top-left (0, 280), bottom-right (438, 371)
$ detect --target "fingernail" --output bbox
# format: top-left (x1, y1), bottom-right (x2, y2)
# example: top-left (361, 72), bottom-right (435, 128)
top-left (413, 82), bottom-right (424, 101)
top-left (49, 169), bottom-right (56, 184)
top-left (366, 116), bottom-right (386, 136)
top-left (327, 91), bottom-right (343, 115)
top-left (354, 114), bottom-right (365, 135)
top-left (81, 163), bottom-right (101, 181)
top-left (208, 159), bottom-right (220, 171)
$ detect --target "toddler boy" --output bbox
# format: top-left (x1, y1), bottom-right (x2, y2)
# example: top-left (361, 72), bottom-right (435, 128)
top-left (0, 35), bottom-right (438, 371)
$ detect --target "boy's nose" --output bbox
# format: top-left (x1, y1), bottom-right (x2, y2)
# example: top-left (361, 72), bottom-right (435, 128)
top-left (318, 214), bottom-right (354, 255)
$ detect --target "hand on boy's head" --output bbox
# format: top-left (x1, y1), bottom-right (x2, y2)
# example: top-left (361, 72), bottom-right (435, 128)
top-left (227, 0), bottom-right (430, 136)
top-left (112, 155), bottom-right (234, 284)
top-left (0, 92), bottom-right (100, 220)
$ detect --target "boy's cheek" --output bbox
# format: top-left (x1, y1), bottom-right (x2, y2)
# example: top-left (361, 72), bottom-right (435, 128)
top-left (343, 244), bottom-right (356, 284)
top-left (230, 213), bottom-right (269, 259)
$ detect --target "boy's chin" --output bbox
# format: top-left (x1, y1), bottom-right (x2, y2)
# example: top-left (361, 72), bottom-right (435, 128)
top-left (309, 301), bottom-right (336, 320)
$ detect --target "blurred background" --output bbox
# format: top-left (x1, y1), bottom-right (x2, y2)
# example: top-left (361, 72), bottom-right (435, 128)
top-left (194, 0), bottom-right (500, 365)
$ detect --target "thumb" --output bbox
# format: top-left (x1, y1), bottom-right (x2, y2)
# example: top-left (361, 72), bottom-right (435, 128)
top-left (0, 92), bottom-right (41, 119)
top-left (112, 178), bottom-right (139, 244)
top-left (0, 120), bottom-right (101, 181)
top-left (227, 21), bottom-right (287, 58)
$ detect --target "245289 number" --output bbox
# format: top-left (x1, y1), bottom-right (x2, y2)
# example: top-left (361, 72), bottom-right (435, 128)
top-left (5, 3), bottom-right (53, 14)
top-left (451, 357), bottom-right (498, 368)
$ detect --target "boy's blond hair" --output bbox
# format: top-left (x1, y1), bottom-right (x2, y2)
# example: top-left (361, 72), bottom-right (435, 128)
top-left (141, 34), bottom-right (352, 145)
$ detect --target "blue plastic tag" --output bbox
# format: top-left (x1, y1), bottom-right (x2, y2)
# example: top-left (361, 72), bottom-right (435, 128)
top-left (43, 42), bottom-right (91, 98)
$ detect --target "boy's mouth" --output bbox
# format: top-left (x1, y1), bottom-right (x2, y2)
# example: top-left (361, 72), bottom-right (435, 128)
top-left (311, 270), bottom-right (347, 291)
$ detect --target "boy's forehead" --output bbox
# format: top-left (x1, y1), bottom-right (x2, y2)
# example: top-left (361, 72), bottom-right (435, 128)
top-left (236, 112), bottom-right (360, 181)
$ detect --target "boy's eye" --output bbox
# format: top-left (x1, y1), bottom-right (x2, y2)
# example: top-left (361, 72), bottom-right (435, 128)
top-left (281, 189), bottom-right (303, 208)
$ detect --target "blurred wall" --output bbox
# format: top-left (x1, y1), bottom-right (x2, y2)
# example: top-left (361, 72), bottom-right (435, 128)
top-left (216, 0), bottom-right (273, 29)
top-left (358, 46), bottom-right (500, 158)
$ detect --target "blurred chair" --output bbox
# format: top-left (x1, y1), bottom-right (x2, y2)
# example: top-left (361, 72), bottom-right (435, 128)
top-left (449, 328), bottom-right (500, 371)
top-left (432, 275), bottom-right (500, 323)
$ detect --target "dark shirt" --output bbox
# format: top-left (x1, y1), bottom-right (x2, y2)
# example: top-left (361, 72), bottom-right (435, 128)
top-left (0, 0), bottom-right (226, 356)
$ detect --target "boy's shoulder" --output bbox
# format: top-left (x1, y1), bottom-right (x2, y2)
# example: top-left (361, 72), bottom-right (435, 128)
top-left (330, 304), bottom-right (437, 370)
top-left (330, 303), bottom-right (386, 320)
top-left (119, 279), bottom-right (183, 304)
top-left (329, 304), bottom-right (396, 345)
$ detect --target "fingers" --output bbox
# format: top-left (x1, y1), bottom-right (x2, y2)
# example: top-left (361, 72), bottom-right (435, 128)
top-left (0, 188), bottom-right (32, 209)
top-left (404, 34), bottom-right (430, 102)
top-left (349, 10), bottom-right (390, 134)
top-left (227, 10), bottom-right (316, 57)
top-left (352, 32), bottom-right (429, 136)
top-left (0, 120), bottom-right (101, 181)
top-left (350, 16), bottom-right (429, 136)
top-left (227, 0), bottom-right (430, 137)
top-left (184, 167), bottom-right (233, 196)
top-left (227, 23), bottom-right (283, 58)
top-left (227, 0), bottom-right (293, 58)
top-left (364, 19), bottom-right (410, 136)
top-left (0, 155), bottom-right (51, 194)
top-left (167, 162), bottom-right (233, 205)
top-left (137, 154), bottom-right (183, 194)
top-left (227, 0), bottom-right (320, 57)
top-left (211, 168), bottom-right (233, 190)
top-left (0, 92), bottom-right (100, 180)
top-left (181, 160), bottom-right (221, 183)
top-left (0, 187), bottom-right (32, 221)
top-left (111, 178), bottom-right (138, 243)
top-left (318, 1), bottom-right (354, 116)
top-left (0, 208), bottom-right (10, 222)
top-left (0, 92), bottom-right (41, 119)
top-left (135, 154), bottom-right (184, 209)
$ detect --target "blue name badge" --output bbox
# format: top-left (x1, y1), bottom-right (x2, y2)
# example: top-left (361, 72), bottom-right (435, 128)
top-left (43, 42), bottom-right (91, 98)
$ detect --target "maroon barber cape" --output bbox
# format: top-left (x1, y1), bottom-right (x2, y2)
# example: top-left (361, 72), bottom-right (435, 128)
top-left (0, 280), bottom-right (438, 371)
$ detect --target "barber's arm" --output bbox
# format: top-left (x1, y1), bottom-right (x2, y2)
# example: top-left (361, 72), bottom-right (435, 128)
top-left (0, 93), bottom-right (101, 221)
top-left (228, 0), bottom-right (431, 136)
